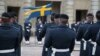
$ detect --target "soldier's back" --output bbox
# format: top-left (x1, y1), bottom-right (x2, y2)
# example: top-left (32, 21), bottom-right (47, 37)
top-left (0, 25), bottom-right (20, 56)
top-left (48, 25), bottom-right (76, 49)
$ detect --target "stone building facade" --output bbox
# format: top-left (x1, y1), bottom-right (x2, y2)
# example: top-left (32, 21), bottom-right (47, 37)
top-left (0, 0), bottom-right (100, 26)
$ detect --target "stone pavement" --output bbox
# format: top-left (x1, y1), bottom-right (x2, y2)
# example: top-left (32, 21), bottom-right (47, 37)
top-left (21, 37), bottom-right (80, 56)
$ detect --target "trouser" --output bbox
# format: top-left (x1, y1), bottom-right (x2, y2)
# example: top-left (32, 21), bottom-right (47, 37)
top-left (80, 40), bottom-right (86, 56)
top-left (95, 45), bottom-right (100, 56)
top-left (37, 35), bottom-right (42, 41)
top-left (86, 41), bottom-right (93, 56)
top-left (80, 40), bottom-right (94, 56)
top-left (24, 32), bottom-right (31, 41)
top-left (15, 45), bottom-right (21, 56)
top-left (42, 46), bottom-right (52, 56)
top-left (25, 35), bottom-right (30, 41)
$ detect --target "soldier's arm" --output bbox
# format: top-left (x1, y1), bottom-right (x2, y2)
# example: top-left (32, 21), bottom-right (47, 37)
top-left (69, 37), bottom-right (75, 53)
top-left (20, 25), bottom-right (23, 43)
top-left (96, 30), bottom-right (100, 45)
top-left (44, 29), bottom-right (52, 48)
top-left (76, 26), bottom-right (83, 41)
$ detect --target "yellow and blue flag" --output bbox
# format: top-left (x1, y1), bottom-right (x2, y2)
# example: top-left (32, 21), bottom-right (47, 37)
top-left (24, 3), bottom-right (52, 21)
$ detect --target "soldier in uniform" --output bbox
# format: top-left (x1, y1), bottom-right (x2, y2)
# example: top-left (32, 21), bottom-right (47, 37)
top-left (44, 14), bottom-right (76, 56)
top-left (24, 21), bottom-right (32, 44)
top-left (41, 13), bottom-right (60, 56)
top-left (10, 12), bottom-right (23, 56)
top-left (35, 17), bottom-right (44, 43)
top-left (76, 13), bottom-right (94, 56)
top-left (0, 12), bottom-right (21, 56)
top-left (38, 13), bottom-right (60, 42)
top-left (84, 11), bottom-right (100, 56)
top-left (92, 11), bottom-right (100, 56)
top-left (96, 29), bottom-right (100, 56)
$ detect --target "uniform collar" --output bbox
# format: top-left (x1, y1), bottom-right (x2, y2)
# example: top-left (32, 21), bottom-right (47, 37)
top-left (58, 24), bottom-right (68, 28)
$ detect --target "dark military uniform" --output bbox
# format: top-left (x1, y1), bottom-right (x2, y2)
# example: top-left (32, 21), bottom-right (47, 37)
top-left (9, 12), bottom-right (23, 56)
top-left (24, 22), bottom-right (32, 41)
top-left (38, 23), bottom-right (55, 41)
top-left (12, 22), bottom-right (23, 56)
top-left (76, 23), bottom-right (92, 56)
top-left (35, 23), bottom-right (44, 41)
top-left (84, 21), bottom-right (100, 56)
top-left (96, 29), bottom-right (100, 56)
top-left (40, 23), bottom-right (57, 56)
top-left (0, 24), bottom-right (21, 56)
top-left (44, 25), bottom-right (76, 56)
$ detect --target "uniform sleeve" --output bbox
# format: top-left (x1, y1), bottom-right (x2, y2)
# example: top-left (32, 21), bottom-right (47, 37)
top-left (20, 25), bottom-right (23, 43)
top-left (69, 34), bottom-right (76, 53)
top-left (83, 27), bottom-right (91, 41)
top-left (44, 29), bottom-right (52, 48)
top-left (96, 30), bottom-right (100, 45)
top-left (76, 26), bottom-right (83, 41)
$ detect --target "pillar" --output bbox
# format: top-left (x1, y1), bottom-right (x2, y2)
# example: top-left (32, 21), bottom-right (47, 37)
top-left (91, 0), bottom-right (99, 22)
top-left (61, 0), bottom-right (74, 26)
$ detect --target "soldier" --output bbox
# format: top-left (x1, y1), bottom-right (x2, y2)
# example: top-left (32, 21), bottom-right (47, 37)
top-left (38, 13), bottom-right (60, 43)
top-left (24, 21), bottom-right (32, 44)
top-left (84, 11), bottom-right (100, 56)
top-left (41, 13), bottom-right (60, 56)
top-left (76, 13), bottom-right (94, 56)
top-left (10, 12), bottom-right (23, 56)
top-left (44, 14), bottom-right (76, 56)
top-left (92, 11), bottom-right (100, 56)
top-left (96, 29), bottom-right (100, 56)
top-left (0, 12), bottom-right (21, 56)
top-left (35, 17), bottom-right (44, 43)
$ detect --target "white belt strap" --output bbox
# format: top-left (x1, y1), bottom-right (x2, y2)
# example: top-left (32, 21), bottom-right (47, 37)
top-left (82, 39), bottom-right (87, 50)
top-left (26, 26), bottom-right (29, 28)
top-left (52, 48), bottom-right (69, 56)
top-left (0, 49), bottom-right (15, 53)
top-left (91, 42), bottom-right (97, 55)
top-left (27, 29), bottom-right (30, 32)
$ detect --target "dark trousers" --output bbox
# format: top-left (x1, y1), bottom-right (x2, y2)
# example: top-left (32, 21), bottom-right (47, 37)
top-left (86, 41), bottom-right (93, 56)
top-left (37, 35), bottom-right (42, 41)
top-left (36, 31), bottom-right (42, 41)
top-left (25, 35), bottom-right (30, 41)
top-left (15, 45), bottom-right (21, 56)
top-left (80, 41), bottom-right (94, 56)
top-left (42, 46), bottom-right (52, 56)
top-left (94, 45), bottom-right (100, 56)
top-left (24, 32), bottom-right (31, 41)
top-left (80, 40), bottom-right (85, 56)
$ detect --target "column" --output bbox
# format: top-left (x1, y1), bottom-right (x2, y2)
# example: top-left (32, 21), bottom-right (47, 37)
top-left (61, 0), bottom-right (74, 25)
top-left (91, 0), bottom-right (99, 22)
top-left (19, 0), bottom-right (35, 26)
top-left (0, 0), bottom-right (5, 16)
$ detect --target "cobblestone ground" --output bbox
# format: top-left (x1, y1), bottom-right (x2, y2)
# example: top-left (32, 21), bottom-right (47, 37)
top-left (21, 37), bottom-right (80, 56)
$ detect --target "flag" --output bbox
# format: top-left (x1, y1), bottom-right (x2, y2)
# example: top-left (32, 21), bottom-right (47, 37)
top-left (24, 3), bottom-right (52, 22)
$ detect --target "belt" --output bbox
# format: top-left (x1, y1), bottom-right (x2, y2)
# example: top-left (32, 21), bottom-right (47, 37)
top-left (52, 48), bottom-right (69, 56)
top-left (91, 42), bottom-right (97, 55)
top-left (82, 39), bottom-right (87, 50)
top-left (0, 49), bottom-right (15, 53)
